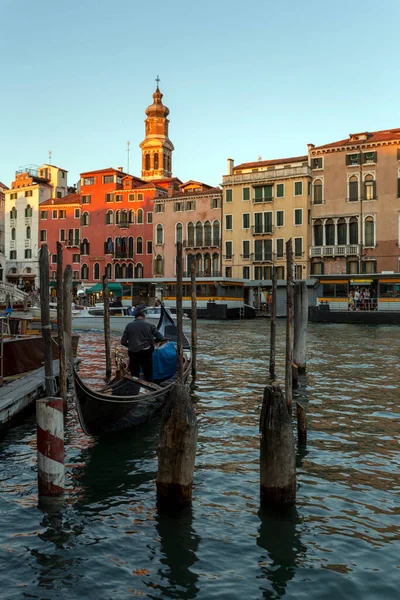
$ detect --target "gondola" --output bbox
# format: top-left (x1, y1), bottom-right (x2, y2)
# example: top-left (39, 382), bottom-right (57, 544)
top-left (74, 305), bottom-right (191, 437)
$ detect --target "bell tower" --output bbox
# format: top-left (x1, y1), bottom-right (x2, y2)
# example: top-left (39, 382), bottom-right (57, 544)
top-left (140, 78), bottom-right (174, 181)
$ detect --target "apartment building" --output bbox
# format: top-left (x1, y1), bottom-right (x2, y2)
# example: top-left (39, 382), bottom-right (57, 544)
top-left (221, 156), bottom-right (311, 283)
top-left (0, 180), bottom-right (8, 282)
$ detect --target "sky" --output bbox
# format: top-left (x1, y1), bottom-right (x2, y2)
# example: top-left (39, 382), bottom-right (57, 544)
top-left (1, 0), bottom-right (399, 188)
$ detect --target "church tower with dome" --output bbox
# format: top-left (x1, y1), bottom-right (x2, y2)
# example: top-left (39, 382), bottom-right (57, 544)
top-left (139, 80), bottom-right (174, 181)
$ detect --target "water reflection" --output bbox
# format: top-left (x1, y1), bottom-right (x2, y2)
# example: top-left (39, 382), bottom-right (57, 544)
top-left (257, 506), bottom-right (306, 599)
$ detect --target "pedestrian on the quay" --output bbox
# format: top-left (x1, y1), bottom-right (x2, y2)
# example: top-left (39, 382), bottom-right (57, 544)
top-left (120, 308), bottom-right (165, 381)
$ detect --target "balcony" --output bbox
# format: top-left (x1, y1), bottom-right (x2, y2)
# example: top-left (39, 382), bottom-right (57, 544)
top-left (25, 217), bottom-right (32, 226)
top-left (10, 240), bottom-right (16, 250)
top-left (66, 240), bottom-right (80, 247)
top-left (24, 239), bottom-right (31, 248)
top-left (253, 197), bottom-right (273, 204)
top-left (252, 252), bottom-right (273, 263)
top-left (310, 244), bottom-right (361, 258)
top-left (184, 239), bottom-right (221, 249)
top-left (222, 165), bottom-right (310, 186)
top-left (113, 253), bottom-right (134, 260)
top-left (118, 222), bottom-right (129, 229)
top-left (251, 225), bottom-right (274, 236)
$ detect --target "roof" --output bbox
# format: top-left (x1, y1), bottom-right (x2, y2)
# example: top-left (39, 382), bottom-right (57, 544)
top-left (150, 177), bottom-right (183, 185)
top-left (41, 164), bottom-right (69, 172)
top-left (0, 181), bottom-right (9, 190)
top-left (179, 180), bottom-right (212, 189)
top-left (312, 128), bottom-right (400, 150)
top-left (80, 167), bottom-right (128, 176)
top-left (234, 155), bottom-right (308, 171)
top-left (40, 193), bottom-right (81, 206)
top-left (167, 186), bottom-right (222, 200)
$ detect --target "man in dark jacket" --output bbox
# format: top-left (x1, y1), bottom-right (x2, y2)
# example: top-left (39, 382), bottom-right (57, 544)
top-left (120, 308), bottom-right (164, 381)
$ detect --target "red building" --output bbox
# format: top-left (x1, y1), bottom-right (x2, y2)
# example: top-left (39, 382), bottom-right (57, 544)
top-left (38, 193), bottom-right (81, 283)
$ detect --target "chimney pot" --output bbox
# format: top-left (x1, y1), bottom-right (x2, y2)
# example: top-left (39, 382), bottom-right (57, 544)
top-left (227, 158), bottom-right (234, 175)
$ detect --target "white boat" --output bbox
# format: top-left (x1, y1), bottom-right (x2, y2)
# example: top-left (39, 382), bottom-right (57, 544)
top-left (72, 305), bottom-right (189, 332)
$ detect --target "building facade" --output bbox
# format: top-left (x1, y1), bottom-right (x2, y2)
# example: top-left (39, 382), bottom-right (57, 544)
top-left (0, 180), bottom-right (8, 282)
top-left (4, 164), bottom-right (68, 289)
top-left (221, 156), bottom-right (311, 283)
top-left (308, 128), bottom-right (400, 275)
top-left (153, 181), bottom-right (222, 277)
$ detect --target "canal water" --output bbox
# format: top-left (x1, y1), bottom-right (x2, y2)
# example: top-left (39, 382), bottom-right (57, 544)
top-left (0, 321), bottom-right (399, 599)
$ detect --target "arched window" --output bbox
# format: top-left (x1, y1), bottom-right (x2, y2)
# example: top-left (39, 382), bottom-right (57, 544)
top-left (25, 204), bottom-right (33, 218)
top-left (135, 263), bottom-right (144, 278)
top-left (26, 226), bottom-right (31, 239)
top-left (337, 218), bottom-right (347, 245)
top-left (128, 237), bottom-right (134, 258)
top-left (364, 174), bottom-right (376, 201)
top-left (145, 154), bottom-right (150, 171)
top-left (81, 238), bottom-right (90, 255)
top-left (212, 253), bottom-right (219, 276)
top-left (163, 153), bottom-right (167, 170)
top-left (348, 175), bottom-right (359, 201)
top-left (128, 209), bottom-right (134, 224)
top-left (349, 217), bottom-right (358, 244)
top-left (106, 210), bottom-right (114, 225)
top-left (81, 211), bottom-right (89, 226)
top-left (104, 237), bottom-right (113, 254)
top-left (115, 210), bottom-right (121, 225)
top-left (154, 255), bottom-right (163, 276)
top-left (154, 153), bottom-right (159, 170)
top-left (127, 264), bottom-right (134, 278)
top-left (212, 220), bottom-right (220, 246)
top-left (204, 221), bottom-right (212, 246)
top-left (167, 155), bottom-right (171, 172)
top-left (204, 253), bottom-right (211, 275)
top-left (195, 253), bottom-right (202, 274)
top-left (115, 264), bottom-right (121, 279)
top-left (176, 223), bottom-right (183, 244)
top-left (364, 216), bottom-right (374, 246)
top-left (11, 227), bottom-right (16, 241)
top-left (156, 224), bottom-right (163, 245)
top-left (137, 236), bottom-right (143, 254)
top-left (313, 219), bottom-right (323, 246)
top-left (137, 209), bottom-right (143, 224)
top-left (81, 264), bottom-right (88, 279)
top-left (105, 263), bottom-right (112, 279)
top-left (325, 218), bottom-right (334, 245)
top-left (187, 254), bottom-right (194, 274)
top-left (10, 207), bottom-right (17, 219)
top-left (313, 179), bottom-right (323, 205)
top-left (187, 222), bottom-right (194, 246)
top-left (195, 222), bottom-right (203, 246)
top-left (121, 263), bottom-right (127, 278)
top-left (94, 263), bottom-right (100, 280)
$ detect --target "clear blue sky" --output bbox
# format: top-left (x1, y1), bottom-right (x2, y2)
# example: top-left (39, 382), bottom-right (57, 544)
top-left (1, 0), bottom-right (399, 188)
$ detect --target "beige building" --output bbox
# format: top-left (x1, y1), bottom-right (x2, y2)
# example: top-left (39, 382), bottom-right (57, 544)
top-left (221, 156), bottom-right (311, 286)
top-left (308, 128), bottom-right (400, 275)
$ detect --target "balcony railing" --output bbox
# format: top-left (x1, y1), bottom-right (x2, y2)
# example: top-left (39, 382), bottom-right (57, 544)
top-left (253, 196), bottom-right (273, 203)
top-left (118, 222), bottom-right (129, 228)
top-left (252, 252), bottom-right (273, 263)
top-left (66, 239), bottom-right (80, 247)
top-left (113, 252), bottom-right (134, 260)
top-left (222, 165), bottom-right (310, 185)
top-left (310, 244), bottom-right (361, 257)
top-left (251, 225), bottom-right (274, 236)
top-left (184, 239), bottom-right (221, 249)
top-left (10, 240), bottom-right (16, 250)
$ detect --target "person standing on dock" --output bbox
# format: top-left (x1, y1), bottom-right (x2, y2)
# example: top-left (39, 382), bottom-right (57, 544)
top-left (120, 308), bottom-right (165, 381)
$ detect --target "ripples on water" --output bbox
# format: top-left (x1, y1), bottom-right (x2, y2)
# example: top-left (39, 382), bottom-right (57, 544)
top-left (0, 321), bottom-right (399, 599)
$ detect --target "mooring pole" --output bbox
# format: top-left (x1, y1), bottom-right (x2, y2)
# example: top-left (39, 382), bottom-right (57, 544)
top-left (269, 265), bottom-right (277, 378)
top-left (285, 239), bottom-right (294, 413)
top-left (190, 262), bottom-right (197, 381)
top-left (293, 281), bottom-right (308, 374)
top-left (103, 275), bottom-right (112, 381)
top-left (296, 401), bottom-right (307, 446)
top-left (56, 242), bottom-right (67, 413)
top-left (259, 385), bottom-right (296, 506)
top-left (37, 396), bottom-right (64, 499)
top-left (176, 241), bottom-right (184, 384)
top-left (63, 265), bottom-right (74, 402)
top-left (39, 244), bottom-right (56, 397)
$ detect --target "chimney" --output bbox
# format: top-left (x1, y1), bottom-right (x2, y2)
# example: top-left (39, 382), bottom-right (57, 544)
top-left (227, 158), bottom-right (234, 175)
top-left (117, 166), bottom-right (123, 172)
top-left (307, 144), bottom-right (315, 152)
top-left (168, 183), bottom-right (174, 197)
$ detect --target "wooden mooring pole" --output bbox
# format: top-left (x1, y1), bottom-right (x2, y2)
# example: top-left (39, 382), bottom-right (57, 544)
top-left (259, 385), bottom-right (296, 506)
top-left (156, 241), bottom-right (198, 508)
top-left (103, 275), bottom-right (112, 382)
top-left (190, 262), bottom-right (197, 381)
top-left (285, 239), bottom-right (294, 413)
top-left (296, 402), bottom-right (307, 446)
top-left (56, 242), bottom-right (67, 414)
top-left (63, 265), bottom-right (74, 402)
top-left (293, 281), bottom-right (308, 374)
top-left (269, 265), bottom-right (277, 378)
top-left (37, 397), bottom-right (65, 500)
top-left (39, 244), bottom-right (56, 397)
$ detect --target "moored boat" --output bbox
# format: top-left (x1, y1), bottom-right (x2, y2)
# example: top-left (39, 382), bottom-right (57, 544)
top-left (72, 304), bottom-right (189, 332)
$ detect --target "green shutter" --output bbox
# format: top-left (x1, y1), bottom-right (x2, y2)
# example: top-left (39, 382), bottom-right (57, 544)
top-left (346, 155), bottom-right (351, 165)
top-left (243, 187), bottom-right (250, 201)
top-left (265, 185), bottom-right (273, 199)
top-left (226, 189), bottom-right (232, 202)
top-left (398, 178), bottom-right (400, 198)
top-left (254, 187), bottom-right (262, 200)
top-left (373, 180), bottom-right (377, 199)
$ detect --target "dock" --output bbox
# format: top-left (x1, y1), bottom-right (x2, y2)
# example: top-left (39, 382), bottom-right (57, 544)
top-left (0, 359), bottom-right (78, 429)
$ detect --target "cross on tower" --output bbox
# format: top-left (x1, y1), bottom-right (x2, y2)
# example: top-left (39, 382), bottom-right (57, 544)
top-left (155, 75), bottom-right (160, 87)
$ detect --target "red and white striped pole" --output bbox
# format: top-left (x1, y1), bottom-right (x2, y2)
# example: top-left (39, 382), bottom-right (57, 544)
top-left (36, 397), bottom-right (65, 498)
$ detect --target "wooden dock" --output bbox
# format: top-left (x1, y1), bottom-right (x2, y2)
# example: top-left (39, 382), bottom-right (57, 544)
top-left (0, 359), bottom-right (66, 429)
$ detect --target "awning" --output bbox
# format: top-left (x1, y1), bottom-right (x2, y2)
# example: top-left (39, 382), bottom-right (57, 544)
top-left (86, 283), bottom-right (123, 294)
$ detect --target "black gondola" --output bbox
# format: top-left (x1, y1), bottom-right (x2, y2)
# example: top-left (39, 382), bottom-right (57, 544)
top-left (74, 306), bottom-right (191, 437)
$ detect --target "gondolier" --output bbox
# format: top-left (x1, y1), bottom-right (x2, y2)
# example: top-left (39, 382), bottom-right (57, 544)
top-left (120, 307), bottom-right (165, 381)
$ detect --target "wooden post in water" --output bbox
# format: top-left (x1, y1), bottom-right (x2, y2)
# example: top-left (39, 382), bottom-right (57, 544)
top-left (37, 397), bottom-right (64, 499)
top-left (296, 402), bottom-right (307, 446)
top-left (103, 275), bottom-right (112, 382)
top-left (259, 385), bottom-right (296, 506)
top-left (56, 242), bottom-right (67, 413)
top-left (190, 262), bottom-right (197, 381)
top-left (63, 265), bottom-right (74, 401)
top-left (293, 281), bottom-right (308, 374)
top-left (176, 241), bottom-right (184, 384)
top-left (269, 265), bottom-right (277, 378)
top-left (285, 239), bottom-right (294, 413)
top-left (39, 244), bottom-right (56, 397)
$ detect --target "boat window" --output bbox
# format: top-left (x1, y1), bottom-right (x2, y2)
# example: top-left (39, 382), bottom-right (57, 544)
top-left (322, 284), bottom-right (335, 297)
top-left (379, 283), bottom-right (394, 297)
top-left (335, 284), bottom-right (348, 297)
